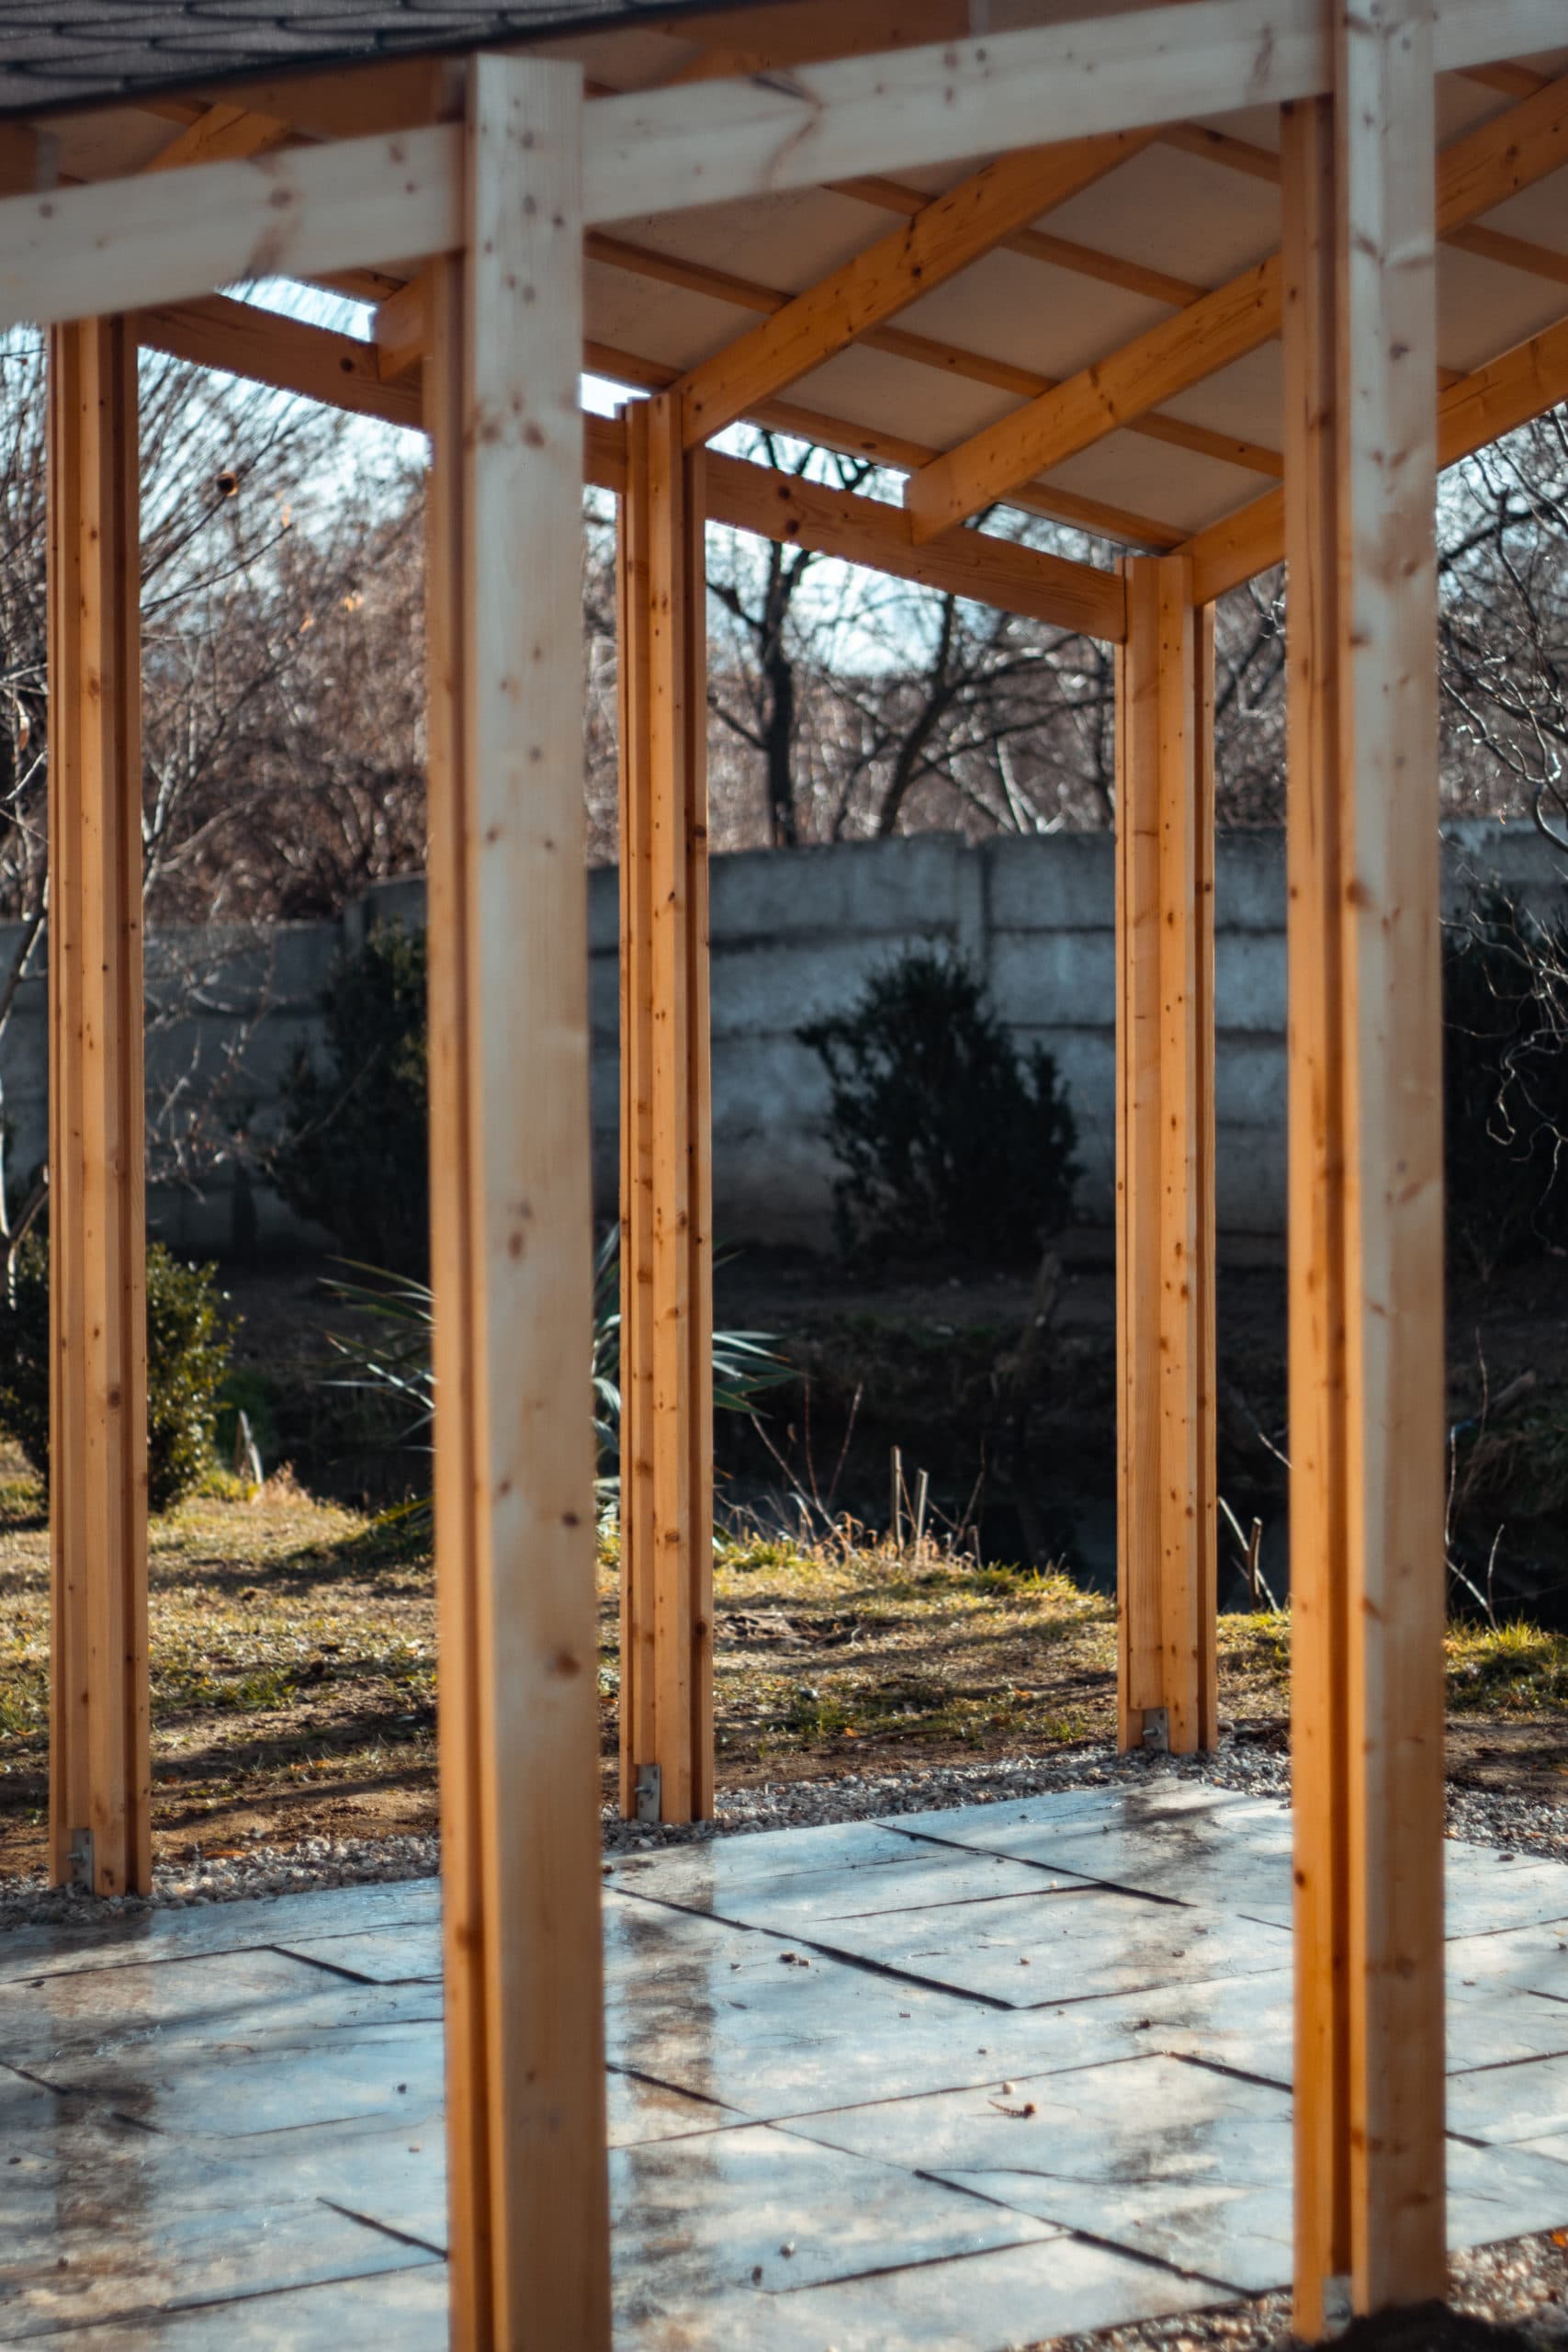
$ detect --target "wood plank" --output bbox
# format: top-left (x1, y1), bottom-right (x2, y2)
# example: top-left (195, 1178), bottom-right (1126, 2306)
top-left (1435, 67), bottom-right (1568, 232)
top-left (672, 131), bottom-right (1149, 447)
top-left (617, 402), bottom-right (658, 1821)
top-left (141, 102), bottom-right (292, 172)
top-left (135, 295), bottom-right (423, 431)
top-left (583, 2), bottom-right (1337, 223)
top-left (46, 316), bottom-right (150, 1899)
top-left (374, 273), bottom-right (428, 382)
top-left (0, 0), bottom-right (1549, 334)
top-left (0, 124), bottom-right (462, 334)
top-left (183, 55), bottom-right (462, 141)
top-left (129, 288), bottom-right (1129, 630)
top-left (831, 169), bottom-right (1213, 308)
top-left (1114, 553), bottom-right (1215, 1758)
top-left (1281, 0), bottom-right (1447, 2324)
top-left (907, 254), bottom-right (1280, 541)
top-left (617, 395), bottom-right (716, 1823)
top-left (707, 455), bottom-right (1127, 637)
top-left (1281, 92), bottom-right (1350, 2339)
top-left (649, 0), bottom-right (967, 82)
top-left (907, 62), bottom-right (1568, 544)
top-left (423, 54), bottom-right (610, 2351)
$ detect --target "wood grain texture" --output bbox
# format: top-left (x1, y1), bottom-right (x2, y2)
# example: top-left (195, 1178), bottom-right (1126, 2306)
top-left (46, 316), bottom-right (151, 1899)
top-left (423, 55), bottom-right (610, 2351)
top-left (907, 54), bottom-right (1568, 543)
top-left (617, 396), bottom-right (716, 1823)
top-left (1115, 554), bottom-right (1216, 1758)
top-left (1281, 6), bottom-right (1446, 2326)
top-left (673, 130), bottom-right (1148, 447)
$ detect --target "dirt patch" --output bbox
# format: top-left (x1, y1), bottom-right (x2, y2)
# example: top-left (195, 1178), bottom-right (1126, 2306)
top-left (0, 1456), bottom-right (1565, 1876)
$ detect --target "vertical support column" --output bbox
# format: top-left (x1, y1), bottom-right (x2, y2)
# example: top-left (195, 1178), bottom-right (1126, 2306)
top-left (616, 394), bottom-right (714, 1826)
top-left (47, 316), bottom-right (150, 1898)
top-left (423, 54), bottom-right (610, 2351)
top-left (1115, 553), bottom-right (1217, 1758)
top-left (1282, 3), bottom-right (1445, 2333)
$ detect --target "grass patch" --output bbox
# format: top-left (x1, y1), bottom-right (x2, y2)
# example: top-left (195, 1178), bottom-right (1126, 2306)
top-left (0, 1447), bottom-right (1564, 1869)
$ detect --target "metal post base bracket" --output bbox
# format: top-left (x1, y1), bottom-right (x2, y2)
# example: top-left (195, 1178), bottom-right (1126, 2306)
top-left (634, 1763), bottom-right (662, 1825)
top-left (1142, 1708), bottom-right (1170, 1754)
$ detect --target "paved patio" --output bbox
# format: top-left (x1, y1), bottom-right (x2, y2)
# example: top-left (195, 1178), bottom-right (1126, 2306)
top-left (4, 1781), bottom-right (1568, 2347)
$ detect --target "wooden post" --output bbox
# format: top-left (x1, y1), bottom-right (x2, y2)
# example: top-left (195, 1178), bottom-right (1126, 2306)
top-left (1281, 4), bottom-right (1446, 2333)
top-left (615, 394), bottom-right (715, 1826)
top-left (423, 54), bottom-right (611, 2351)
top-left (47, 316), bottom-right (151, 1899)
top-left (1115, 552), bottom-right (1217, 1758)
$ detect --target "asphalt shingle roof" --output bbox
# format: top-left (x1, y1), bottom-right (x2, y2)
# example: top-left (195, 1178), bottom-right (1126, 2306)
top-left (0, 0), bottom-right (695, 116)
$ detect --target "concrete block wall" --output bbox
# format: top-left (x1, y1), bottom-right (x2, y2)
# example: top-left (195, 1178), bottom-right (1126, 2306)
top-left (0, 820), bottom-right (1557, 1253)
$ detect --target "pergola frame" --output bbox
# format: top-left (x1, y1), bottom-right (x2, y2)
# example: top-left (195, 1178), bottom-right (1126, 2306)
top-left (12, 0), bottom-right (1568, 2336)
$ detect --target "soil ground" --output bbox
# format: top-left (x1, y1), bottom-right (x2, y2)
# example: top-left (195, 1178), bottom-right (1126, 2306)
top-left (0, 1241), bottom-right (1563, 1875)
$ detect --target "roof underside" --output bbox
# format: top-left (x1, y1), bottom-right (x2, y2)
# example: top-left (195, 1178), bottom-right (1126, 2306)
top-left (4, 0), bottom-right (1567, 574)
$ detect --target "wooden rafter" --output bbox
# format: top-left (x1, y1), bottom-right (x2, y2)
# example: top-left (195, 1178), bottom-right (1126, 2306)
top-left (132, 293), bottom-right (1127, 635)
top-left (834, 171), bottom-right (1210, 310)
top-left (370, 228), bottom-right (1283, 481)
top-left (669, 130), bottom-right (1152, 447)
top-left (592, 240), bottom-right (1281, 476)
top-left (905, 65), bottom-right (1568, 541)
top-left (141, 101), bottom-right (292, 171)
top-left (1181, 302), bottom-right (1568, 603)
top-left (1162, 96), bottom-right (1568, 291)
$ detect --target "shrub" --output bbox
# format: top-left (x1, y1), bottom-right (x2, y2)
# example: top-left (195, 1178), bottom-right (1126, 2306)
top-left (1444, 894), bottom-right (1568, 1277)
top-left (798, 946), bottom-right (1079, 1265)
top-left (0, 1239), bottom-right (233, 1511)
top-left (269, 921), bottom-right (429, 1274)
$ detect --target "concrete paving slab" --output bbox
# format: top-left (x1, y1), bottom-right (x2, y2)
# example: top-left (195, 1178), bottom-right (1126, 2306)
top-left (5, 1786), bottom-right (1568, 2347)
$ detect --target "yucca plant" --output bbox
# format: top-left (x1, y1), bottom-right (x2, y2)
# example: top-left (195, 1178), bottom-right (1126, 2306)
top-left (326, 1228), bottom-right (786, 1530)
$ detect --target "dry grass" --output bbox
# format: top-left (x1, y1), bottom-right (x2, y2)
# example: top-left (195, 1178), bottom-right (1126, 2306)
top-left (0, 1462), bottom-right (1563, 1870)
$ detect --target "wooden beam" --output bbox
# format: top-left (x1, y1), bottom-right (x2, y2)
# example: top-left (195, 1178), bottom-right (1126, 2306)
top-left (617, 395), bottom-right (716, 1826)
top-left (1182, 301), bottom-right (1568, 603)
top-left (1436, 308), bottom-right (1568, 459)
top-left (142, 102), bottom-right (292, 172)
top-left (585, 2), bottom-right (1333, 224)
top-left (585, 0), bottom-right (1560, 227)
top-left (181, 55), bottom-right (462, 141)
top-left (375, 273), bottom-right (428, 381)
top-left (671, 130), bottom-right (1149, 447)
top-left (423, 54), bottom-right (610, 2352)
top-left (0, 125), bottom-right (462, 334)
top-left (906, 63), bottom-right (1568, 543)
top-left (136, 295), bottom-right (423, 432)
top-left (907, 254), bottom-right (1281, 541)
top-left (830, 169), bottom-right (1213, 310)
top-left (649, 0), bottom-right (968, 82)
top-left (1281, 5), bottom-right (1446, 2328)
top-left (0, 0), bottom-right (1555, 334)
top-left (584, 231), bottom-right (1282, 479)
top-left (46, 315), bottom-right (150, 1899)
top-left (708, 454), bottom-right (1126, 637)
top-left (1114, 554), bottom-right (1216, 1761)
top-left (129, 289), bottom-right (1128, 629)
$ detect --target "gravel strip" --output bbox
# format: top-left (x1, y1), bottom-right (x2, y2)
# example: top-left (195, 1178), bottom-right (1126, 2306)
top-left (5, 1735), bottom-right (1567, 1929)
top-left (1042, 2229), bottom-right (1568, 2348)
